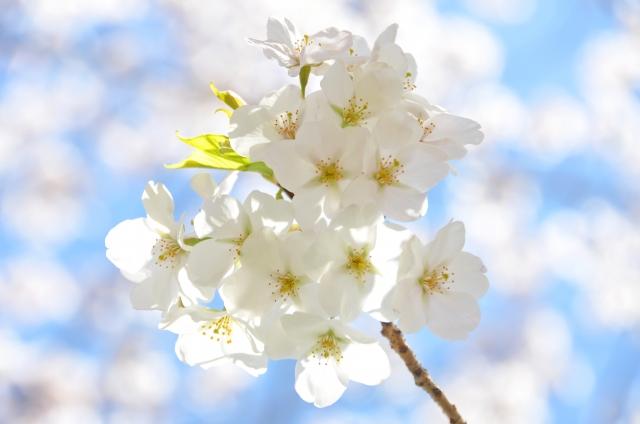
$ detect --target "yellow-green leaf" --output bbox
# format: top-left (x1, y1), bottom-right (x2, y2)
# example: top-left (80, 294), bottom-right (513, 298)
top-left (167, 133), bottom-right (275, 182)
top-left (210, 82), bottom-right (245, 110)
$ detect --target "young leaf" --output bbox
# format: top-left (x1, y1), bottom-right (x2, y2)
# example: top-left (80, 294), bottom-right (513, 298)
top-left (210, 82), bottom-right (245, 110)
top-left (167, 133), bottom-right (275, 182)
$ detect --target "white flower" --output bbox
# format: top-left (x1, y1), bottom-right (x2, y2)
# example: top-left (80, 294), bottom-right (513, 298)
top-left (162, 304), bottom-right (267, 377)
top-left (256, 120), bottom-right (370, 228)
top-left (229, 84), bottom-right (304, 158)
top-left (387, 221), bottom-right (489, 339)
top-left (186, 190), bottom-right (294, 301)
top-left (106, 181), bottom-right (195, 311)
top-left (306, 206), bottom-right (389, 321)
top-left (279, 312), bottom-right (390, 407)
top-left (219, 229), bottom-right (318, 318)
top-left (320, 61), bottom-right (404, 127)
top-left (343, 110), bottom-right (449, 221)
top-left (370, 24), bottom-right (418, 92)
top-left (404, 94), bottom-right (484, 160)
top-left (248, 17), bottom-right (352, 76)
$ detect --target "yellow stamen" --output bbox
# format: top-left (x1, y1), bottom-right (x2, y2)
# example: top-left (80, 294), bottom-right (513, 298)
top-left (315, 158), bottom-right (344, 186)
top-left (419, 265), bottom-right (454, 295)
top-left (153, 238), bottom-right (183, 269)
top-left (200, 315), bottom-right (233, 344)
top-left (341, 96), bottom-right (369, 127)
top-left (273, 110), bottom-right (299, 140)
top-left (373, 156), bottom-right (404, 187)
top-left (345, 247), bottom-right (374, 281)
top-left (269, 270), bottom-right (302, 302)
top-left (311, 331), bottom-right (343, 363)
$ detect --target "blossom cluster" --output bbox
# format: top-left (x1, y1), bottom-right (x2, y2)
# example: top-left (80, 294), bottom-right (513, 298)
top-left (105, 18), bottom-right (488, 408)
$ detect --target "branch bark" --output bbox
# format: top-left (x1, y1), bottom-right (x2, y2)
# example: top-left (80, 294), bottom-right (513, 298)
top-left (380, 322), bottom-right (466, 424)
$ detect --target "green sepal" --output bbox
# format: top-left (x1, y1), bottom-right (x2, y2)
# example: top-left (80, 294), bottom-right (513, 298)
top-left (299, 65), bottom-right (312, 98)
top-left (183, 236), bottom-right (210, 247)
top-left (210, 82), bottom-right (245, 110)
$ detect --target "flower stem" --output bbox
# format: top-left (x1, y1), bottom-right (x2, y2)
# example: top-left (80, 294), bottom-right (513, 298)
top-left (380, 322), bottom-right (466, 424)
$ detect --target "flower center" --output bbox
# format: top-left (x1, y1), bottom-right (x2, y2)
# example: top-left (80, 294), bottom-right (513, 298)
top-left (345, 247), bottom-right (374, 281)
top-left (419, 265), bottom-right (454, 295)
top-left (153, 238), bottom-right (183, 269)
top-left (273, 110), bottom-right (299, 140)
top-left (373, 155), bottom-right (404, 187)
top-left (200, 315), bottom-right (233, 344)
top-left (269, 270), bottom-right (302, 302)
top-left (315, 158), bottom-right (344, 186)
top-left (341, 96), bottom-right (369, 127)
top-left (311, 331), bottom-right (343, 364)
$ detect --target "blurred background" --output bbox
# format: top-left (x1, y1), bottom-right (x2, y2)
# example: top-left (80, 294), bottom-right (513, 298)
top-left (1, 0), bottom-right (639, 422)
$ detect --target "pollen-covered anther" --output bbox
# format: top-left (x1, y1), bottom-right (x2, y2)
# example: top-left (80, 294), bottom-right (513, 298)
top-left (315, 158), bottom-right (344, 186)
top-left (269, 270), bottom-right (302, 301)
top-left (417, 117), bottom-right (436, 138)
top-left (311, 331), bottom-right (343, 364)
top-left (403, 71), bottom-right (416, 91)
top-left (419, 265), bottom-right (454, 295)
top-left (373, 155), bottom-right (404, 187)
top-left (294, 34), bottom-right (313, 55)
top-left (342, 96), bottom-right (370, 127)
top-left (273, 110), bottom-right (299, 139)
top-left (345, 247), bottom-right (374, 281)
top-left (200, 315), bottom-right (233, 344)
top-left (152, 238), bottom-right (183, 269)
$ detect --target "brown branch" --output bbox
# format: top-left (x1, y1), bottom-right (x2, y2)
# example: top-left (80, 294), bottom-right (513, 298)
top-left (380, 322), bottom-right (466, 424)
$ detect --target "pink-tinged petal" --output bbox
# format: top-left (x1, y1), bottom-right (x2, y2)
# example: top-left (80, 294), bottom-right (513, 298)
top-left (424, 292), bottom-right (481, 340)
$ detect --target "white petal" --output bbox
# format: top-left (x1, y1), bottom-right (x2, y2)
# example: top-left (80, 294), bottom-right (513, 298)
top-left (425, 221), bottom-right (465, 268)
top-left (190, 173), bottom-right (217, 199)
top-left (142, 181), bottom-right (176, 235)
top-left (295, 358), bottom-right (348, 407)
top-left (447, 252), bottom-right (489, 297)
top-left (340, 341), bottom-right (390, 386)
top-left (372, 23), bottom-right (398, 58)
top-left (374, 110), bottom-right (422, 150)
top-left (321, 62), bottom-right (354, 107)
top-left (342, 176), bottom-right (379, 209)
top-left (381, 185), bottom-right (428, 221)
top-left (244, 190), bottom-right (294, 234)
top-left (105, 218), bottom-right (157, 281)
top-left (397, 144), bottom-right (449, 192)
top-left (229, 105), bottom-right (275, 156)
top-left (392, 278), bottom-right (427, 333)
top-left (424, 292), bottom-right (481, 340)
top-left (183, 239), bottom-right (235, 301)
